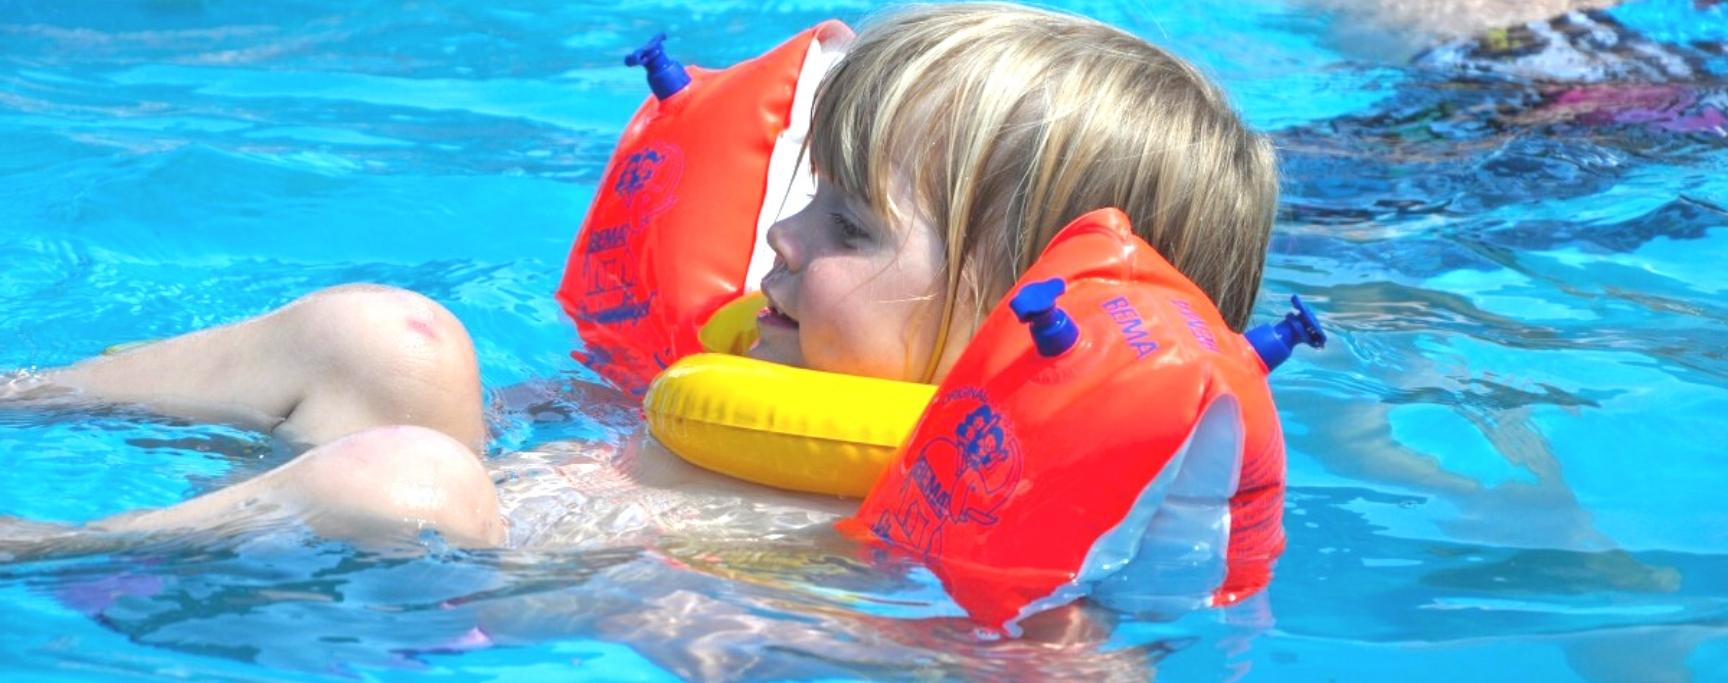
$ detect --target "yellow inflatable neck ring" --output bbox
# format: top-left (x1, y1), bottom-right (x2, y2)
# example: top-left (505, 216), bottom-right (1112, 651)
top-left (643, 293), bottom-right (935, 498)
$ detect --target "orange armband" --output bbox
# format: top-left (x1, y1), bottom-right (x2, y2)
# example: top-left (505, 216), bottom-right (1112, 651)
top-left (556, 24), bottom-right (851, 396)
top-left (841, 208), bottom-right (1324, 635)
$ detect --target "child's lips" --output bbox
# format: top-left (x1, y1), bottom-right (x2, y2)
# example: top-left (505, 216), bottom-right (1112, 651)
top-left (759, 305), bottom-right (799, 329)
top-left (760, 290), bottom-right (799, 329)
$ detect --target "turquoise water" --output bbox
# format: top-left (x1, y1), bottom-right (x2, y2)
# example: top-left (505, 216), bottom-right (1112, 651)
top-left (2, 0), bottom-right (1725, 680)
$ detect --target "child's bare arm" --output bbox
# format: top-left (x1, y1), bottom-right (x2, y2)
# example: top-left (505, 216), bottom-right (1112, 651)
top-left (1, 425), bottom-right (504, 562)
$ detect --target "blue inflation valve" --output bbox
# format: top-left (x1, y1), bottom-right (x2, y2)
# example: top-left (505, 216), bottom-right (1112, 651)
top-left (1245, 294), bottom-right (1326, 371)
top-left (625, 33), bottom-right (692, 100)
top-left (1010, 278), bottom-right (1079, 357)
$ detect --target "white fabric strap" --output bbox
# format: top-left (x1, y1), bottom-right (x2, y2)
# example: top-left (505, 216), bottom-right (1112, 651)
top-left (745, 34), bottom-right (849, 291)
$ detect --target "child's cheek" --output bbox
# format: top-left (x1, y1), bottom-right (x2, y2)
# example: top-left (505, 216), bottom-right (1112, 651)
top-left (809, 312), bottom-right (899, 380)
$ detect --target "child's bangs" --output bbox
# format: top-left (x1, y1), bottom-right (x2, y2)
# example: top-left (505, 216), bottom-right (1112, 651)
top-left (807, 19), bottom-right (959, 228)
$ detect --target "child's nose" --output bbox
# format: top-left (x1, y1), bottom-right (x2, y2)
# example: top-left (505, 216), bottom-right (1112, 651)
top-left (765, 216), bottom-right (803, 271)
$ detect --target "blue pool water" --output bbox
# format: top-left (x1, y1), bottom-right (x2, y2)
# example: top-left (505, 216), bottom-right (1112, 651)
top-left (2, 0), bottom-right (1725, 680)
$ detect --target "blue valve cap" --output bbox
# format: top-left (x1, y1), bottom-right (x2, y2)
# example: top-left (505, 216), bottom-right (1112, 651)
top-left (625, 33), bottom-right (692, 100)
top-left (1245, 294), bottom-right (1327, 372)
top-left (1010, 278), bottom-right (1079, 357)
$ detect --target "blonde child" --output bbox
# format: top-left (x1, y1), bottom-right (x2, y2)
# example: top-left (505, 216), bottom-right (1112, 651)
top-left (1, 3), bottom-right (1276, 557)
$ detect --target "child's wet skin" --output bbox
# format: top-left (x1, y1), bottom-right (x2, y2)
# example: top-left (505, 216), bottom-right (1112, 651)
top-left (406, 314), bottom-right (441, 342)
top-left (751, 177), bottom-right (962, 383)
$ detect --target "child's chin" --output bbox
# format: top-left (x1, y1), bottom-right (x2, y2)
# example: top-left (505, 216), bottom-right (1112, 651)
top-left (745, 338), bottom-right (804, 369)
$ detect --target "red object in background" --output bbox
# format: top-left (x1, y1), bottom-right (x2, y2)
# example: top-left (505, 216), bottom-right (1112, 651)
top-left (556, 22), bottom-right (851, 396)
top-left (840, 208), bottom-right (1287, 635)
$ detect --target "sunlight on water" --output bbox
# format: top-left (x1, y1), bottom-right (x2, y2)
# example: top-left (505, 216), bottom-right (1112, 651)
top-left (1, 0), bottom-right (1724, 680)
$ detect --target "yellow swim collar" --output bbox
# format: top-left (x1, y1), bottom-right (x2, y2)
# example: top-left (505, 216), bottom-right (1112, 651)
top-left (644, 293), bottom-right (936, 498)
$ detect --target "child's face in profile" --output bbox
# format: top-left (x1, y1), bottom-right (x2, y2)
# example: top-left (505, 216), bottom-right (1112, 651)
top-left (748, 175), bottom-right (953, 382)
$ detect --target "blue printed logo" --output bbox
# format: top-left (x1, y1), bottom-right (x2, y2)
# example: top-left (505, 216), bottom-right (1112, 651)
top-left (612, 145), bottom-right (677, 197)
top-left (1170, 298), bottom-right (1220, 352)
top-left (577, 143), bottom-right (685, 327)
top-left (873, 387), bottom-right (1024, 559)
top-left (1101, 296), bottom-right (1160, 359)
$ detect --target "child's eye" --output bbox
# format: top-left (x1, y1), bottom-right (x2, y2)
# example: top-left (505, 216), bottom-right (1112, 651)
top-left (830, 212), bottom-right (869, 243)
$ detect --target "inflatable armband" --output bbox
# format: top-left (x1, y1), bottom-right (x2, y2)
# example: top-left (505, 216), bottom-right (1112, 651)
top-left (557, 24), bottom-right (852, 395)
top-left (839, 208), bottom-right (1323, 635)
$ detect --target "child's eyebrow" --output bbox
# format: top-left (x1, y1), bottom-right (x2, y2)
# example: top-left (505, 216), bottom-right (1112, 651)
top-left (824, 181), bottom-right (885, 225)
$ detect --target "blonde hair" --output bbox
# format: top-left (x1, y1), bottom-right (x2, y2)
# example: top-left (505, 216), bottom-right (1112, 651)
top-left (810, 3), bottom-right (1278, 379)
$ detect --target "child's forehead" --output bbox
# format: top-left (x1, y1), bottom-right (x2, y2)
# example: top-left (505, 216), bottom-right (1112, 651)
top-left (817, 159), bottom-right (929, 233)
top-left (814, 134), bottom-right (935, 214)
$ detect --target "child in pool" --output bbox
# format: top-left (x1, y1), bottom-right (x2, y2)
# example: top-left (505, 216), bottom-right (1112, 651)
top-left (1, 3), bottom-right (1276, 555)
